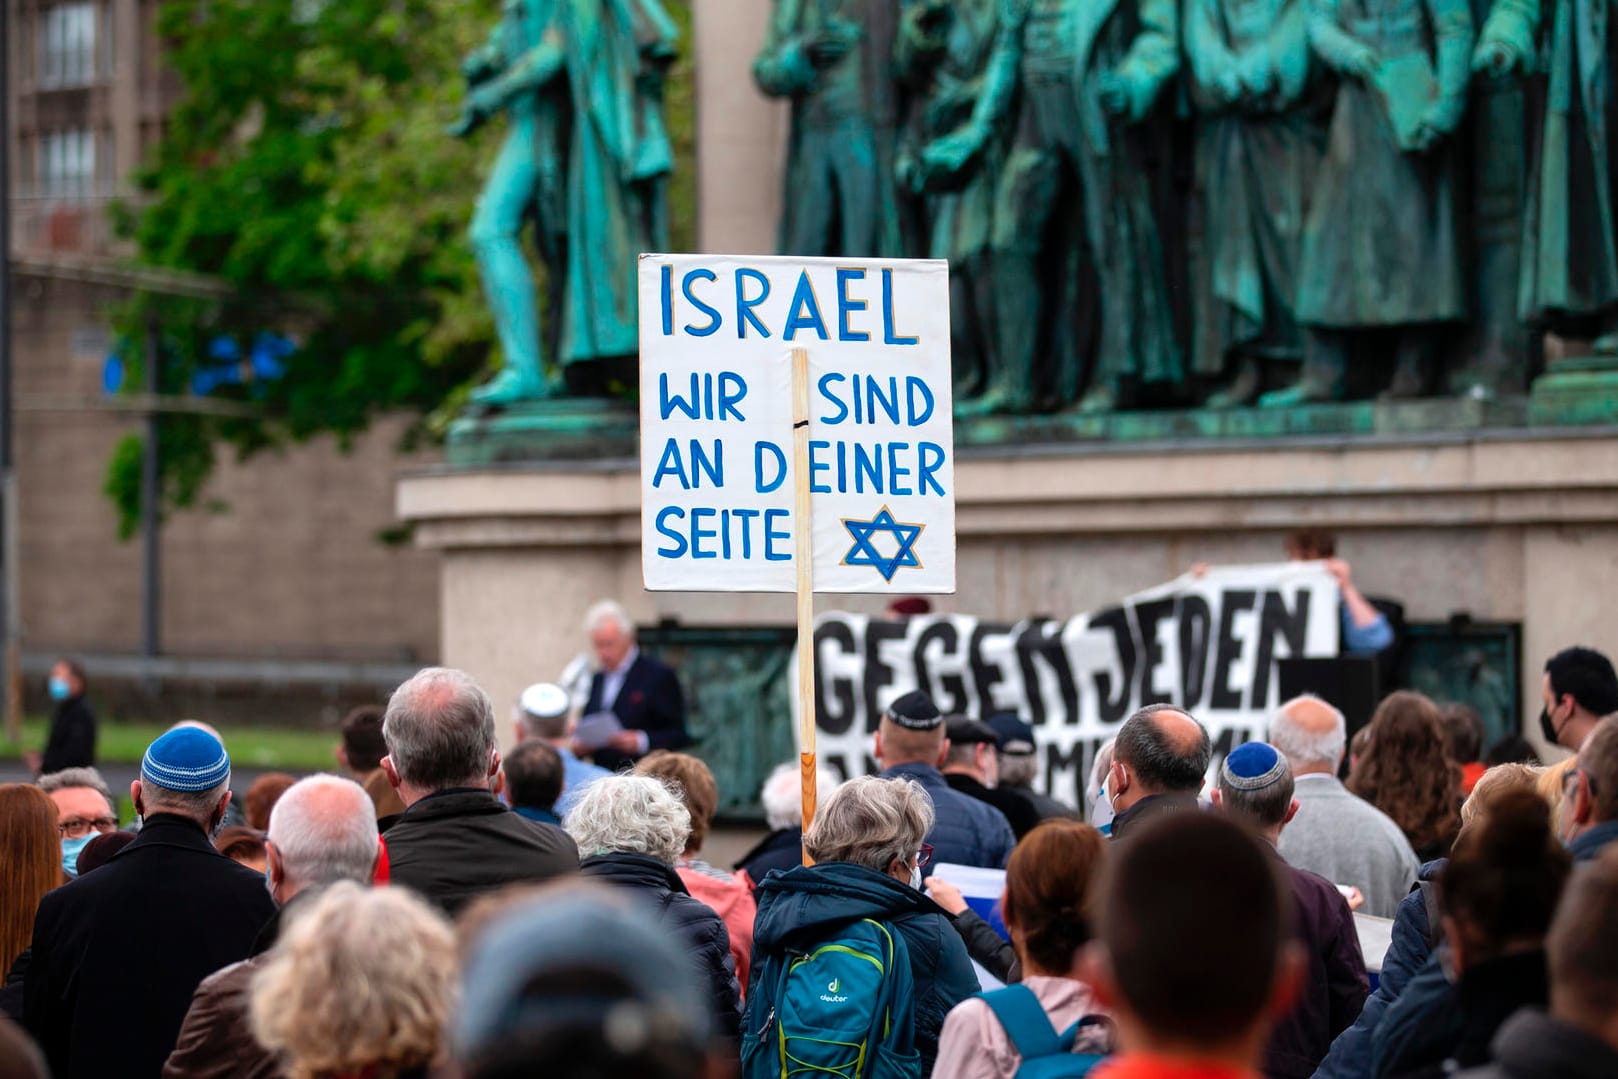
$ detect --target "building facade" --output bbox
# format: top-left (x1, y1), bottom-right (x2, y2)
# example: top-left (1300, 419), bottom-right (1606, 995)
top-left (6, 0), bottom-right (440, 718)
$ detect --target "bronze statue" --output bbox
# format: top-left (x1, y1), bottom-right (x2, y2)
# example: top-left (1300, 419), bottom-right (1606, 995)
top-left (894, 0), bottom-right (1003, 397)
top-left (923, 0), bottom-right (1184, 414)
top-left (1477, 0), bottom-right (1618, 350)
top-left (1185, 0), bottom-right (1323, 406)
top-left (454, 0), bottom-right (678, 405)
top-left (1264, 0), bottom-right (1474, 405)
top-left (753, 0), bottom-right (905, 257)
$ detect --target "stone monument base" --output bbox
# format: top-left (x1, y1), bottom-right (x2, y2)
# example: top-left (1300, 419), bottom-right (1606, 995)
top-left (401, 422), bottom-right (1618, 749)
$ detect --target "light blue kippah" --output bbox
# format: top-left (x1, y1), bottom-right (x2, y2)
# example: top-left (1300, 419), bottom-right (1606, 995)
top-left (1222, 741), bottom-right (1286, 792)
top-left (141, 728), bottom-right (231, 792)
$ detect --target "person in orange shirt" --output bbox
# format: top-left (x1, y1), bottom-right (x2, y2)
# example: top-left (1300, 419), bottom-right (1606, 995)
top-left (1081, 813), bottom-right (1306, 1079)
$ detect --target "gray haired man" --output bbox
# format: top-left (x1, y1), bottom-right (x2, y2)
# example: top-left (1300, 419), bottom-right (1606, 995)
top-left (380, 667), bottom-right (578, 915)
top-left (163, 775), bottom-right (380, 1079)
top-left (1271, 695), bottom-right (1419, 918)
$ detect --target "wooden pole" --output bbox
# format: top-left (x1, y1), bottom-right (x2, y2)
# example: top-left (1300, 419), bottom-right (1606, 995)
top-left (792, 347), bottom-right (818, 864)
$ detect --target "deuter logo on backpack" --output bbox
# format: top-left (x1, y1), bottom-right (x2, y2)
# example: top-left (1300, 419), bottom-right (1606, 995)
top-left (742, 918), bottom-right (921, 1079)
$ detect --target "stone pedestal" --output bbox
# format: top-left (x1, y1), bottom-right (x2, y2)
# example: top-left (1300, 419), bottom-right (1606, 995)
top-left (400, 429), bottom-right (1618, 749)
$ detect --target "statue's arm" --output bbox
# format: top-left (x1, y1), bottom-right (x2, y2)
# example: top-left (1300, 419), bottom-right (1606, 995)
top-left (1183, 0), bottom-right (1243, 108)
top-left (1111, 0), bottom-right (1183, 120)
top-left (912, 0), bottom-right (1022, 181)
top-left (753, 0), bottom-right (817, 96)
top-left (1266, 0), bottom-right (1313, 102)
top-left (1425, 0), bottom-right (1476, 130)
top-left (1307, 0), bottom-right (1379, 77)
top-left (1473, 0), bottom-right (1538, 72)
top-left (473, 32), bottom-right (567, 110)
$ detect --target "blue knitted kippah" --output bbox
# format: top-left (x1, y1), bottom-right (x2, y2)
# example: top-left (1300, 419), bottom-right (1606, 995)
top-left (141, 728), bottom-right (231, 792)
top-left (1222, 742), bottom-right (1286, 792)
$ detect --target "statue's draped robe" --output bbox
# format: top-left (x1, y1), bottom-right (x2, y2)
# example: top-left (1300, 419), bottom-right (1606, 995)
top-left (1186, 0), bottom-right (1323, 373)
top-left (1483, 0), bottom-right (1618, 323)
top-left (754, 0), bottom-right (905, 257)
top-left (1297, 0), bottom-right (1472, 327)
top-left (895, 0), bottom-right (1003, 392)
top-left (559, 0), bottom-right (677, 364)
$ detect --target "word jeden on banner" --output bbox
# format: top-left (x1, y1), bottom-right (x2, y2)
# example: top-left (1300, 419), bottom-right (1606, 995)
top-left (806, 563), bottom-right (1342, 801)
top-left (637, 254), bottom-right (955, 594)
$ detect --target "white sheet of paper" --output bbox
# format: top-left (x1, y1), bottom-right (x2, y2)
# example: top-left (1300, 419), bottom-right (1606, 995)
top-left (573, 711), bottom-right (624, 751)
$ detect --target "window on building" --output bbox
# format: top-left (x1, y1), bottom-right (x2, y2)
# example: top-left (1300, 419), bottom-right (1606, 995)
top-left (38, 129), bottom-right (99, 199)
top-left (40, 3), bottom-right (99, 89)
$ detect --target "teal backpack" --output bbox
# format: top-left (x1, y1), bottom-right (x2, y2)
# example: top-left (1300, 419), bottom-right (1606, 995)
top-left (979, 984), bottom-right (1110, 1079)
top-left (741, 917), bottom-right (921, 1079)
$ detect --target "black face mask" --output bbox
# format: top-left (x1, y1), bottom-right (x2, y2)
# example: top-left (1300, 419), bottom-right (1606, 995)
top-left (1540, 704), bottom-right (1563, 746)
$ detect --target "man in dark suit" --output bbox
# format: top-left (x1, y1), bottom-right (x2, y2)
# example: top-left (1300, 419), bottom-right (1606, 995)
top-left (581, 600), bottom-right (689, 773)
top-left (24, 727), bottom-right (276, 1079)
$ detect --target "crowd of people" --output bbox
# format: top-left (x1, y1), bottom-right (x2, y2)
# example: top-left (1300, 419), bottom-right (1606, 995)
top-left (1, 629), bottom-right (1617, 1079)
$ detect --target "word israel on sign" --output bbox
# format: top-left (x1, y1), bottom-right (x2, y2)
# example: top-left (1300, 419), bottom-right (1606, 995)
top-left (804, 562), bottom-right (1341, 802)
top-left (637, 254), bottom-right (955, 594)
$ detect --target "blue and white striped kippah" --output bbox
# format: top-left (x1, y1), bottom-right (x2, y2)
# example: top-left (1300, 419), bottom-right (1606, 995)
top-left (1221, 742), bottom-right (1287, 792)
top-left (141, 728), bottom-right (231, 792)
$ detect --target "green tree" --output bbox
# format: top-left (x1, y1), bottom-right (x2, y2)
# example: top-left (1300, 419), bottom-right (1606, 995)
top-left (109, 0), bottom-right (694, 536)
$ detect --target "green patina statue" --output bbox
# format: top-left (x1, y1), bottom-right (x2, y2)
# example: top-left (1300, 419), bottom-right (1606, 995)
top-left (455, 0), bottom-right (677, 405)
top-left (1477, 0), bottom-right (1618, 347)
top-left (894, 0), bottom-right (1003, 395)
top-left (922, 0), bottom-right (1183, 414)
top-left (753, 0), bottom-right (905, 257)
top-left (1185, 0), bottom-right (1323, 406)
top-left (1262, 0), bottom-right (1475, 405)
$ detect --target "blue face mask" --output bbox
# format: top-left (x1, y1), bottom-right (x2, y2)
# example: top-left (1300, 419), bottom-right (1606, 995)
top-left (48, 676), bottom-right (72, 702)
top-left (61, 833), bottom-right (96, 878)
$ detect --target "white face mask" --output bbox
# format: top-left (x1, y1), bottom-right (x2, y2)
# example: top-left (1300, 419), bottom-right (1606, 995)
top-left (1090, 780), bottom-right (1116, 830)
top-left (909, 861), bottom-right (923, 891)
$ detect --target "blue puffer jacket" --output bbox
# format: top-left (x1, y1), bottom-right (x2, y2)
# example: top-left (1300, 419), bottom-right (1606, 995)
top-left (881, 763), bottom-right (1016, 869)
top-left (1311, 859), bottom-right (1445, 1079)
top-left (749, 861), bottom-right (981, 1075)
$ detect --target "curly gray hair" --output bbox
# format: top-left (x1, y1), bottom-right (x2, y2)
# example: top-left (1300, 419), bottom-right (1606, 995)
top-left (804, 775), bottom-right (934, 874)
top-left (564, 774), bottom-right (691, 865)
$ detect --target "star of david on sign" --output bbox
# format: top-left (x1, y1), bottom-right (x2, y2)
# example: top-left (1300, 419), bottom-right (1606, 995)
top-left (841, 506), bottom-right (925, 582)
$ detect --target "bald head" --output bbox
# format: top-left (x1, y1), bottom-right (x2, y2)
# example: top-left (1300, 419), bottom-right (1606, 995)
top-left (1114, 705), bottom-right (1212, 802)
top-left (266, 774), bottom-right (379, 903)
top-left (1270, 695), bottom-right (1347, 776)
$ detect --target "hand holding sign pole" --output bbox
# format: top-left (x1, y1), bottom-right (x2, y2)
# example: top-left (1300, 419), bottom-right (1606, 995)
top-left (639, 254), bottom-right (956, 864)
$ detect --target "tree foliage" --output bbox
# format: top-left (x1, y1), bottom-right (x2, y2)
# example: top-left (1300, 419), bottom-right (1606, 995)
top-left (110, 0), bottom-right (695, 535)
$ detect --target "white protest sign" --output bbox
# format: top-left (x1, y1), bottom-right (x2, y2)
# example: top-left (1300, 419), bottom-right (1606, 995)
top-left (638, 254), bottom-right (955, 594)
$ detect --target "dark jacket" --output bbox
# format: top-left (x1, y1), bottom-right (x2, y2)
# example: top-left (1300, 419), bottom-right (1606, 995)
top-left (579, 852), bottom-right (742, 1044)
top-left (751, 861), bottom-right (981, 1075)
top-left (736, 827), bottom-right (804, 884)
top-left (23, 814), bottom-right (276, 1079)
top-left (1009, 784), bottom-right (1081, 826)
top-left (382, 788), bottom-right (578, 916)
top-left (1268, 856), bottom-right (1369, 1079)
top-left (950, 908), bottom-right (1017, 984)
top-left (1454, 1009), bottom-right (1618, 1079)
top-left (1109, 791), bottom-right (1200, 841)
top-left (1569, 820), bottom-right (1618, 862)
top-left (881, 762), bottom-right (1016, 869)
top-left (945, 772), bottom-right (1044, 840)
top-left (1372, 951), bottom-right (1549, 1079)
top-left (586, 651), bottom-right (689, 773)
top-left (41, 696), bottom-right (96, 774)
top-left (160, 897), bottom-right (300, 1079)
top-left (1312, 859), bottom-right (1444, 1079)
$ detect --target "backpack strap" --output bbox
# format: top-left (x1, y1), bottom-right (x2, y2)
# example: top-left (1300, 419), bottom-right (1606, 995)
top-left (980, 985), bottom-right (1064, 1060)
top-left (1055, 1014), bottom-right (1111, 1050)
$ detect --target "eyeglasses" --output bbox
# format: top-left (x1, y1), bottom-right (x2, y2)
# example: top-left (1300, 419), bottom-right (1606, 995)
top-left (916, 843), bottom-right (934, 870)
top-left (59, 816), bottom-right (118, 839)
